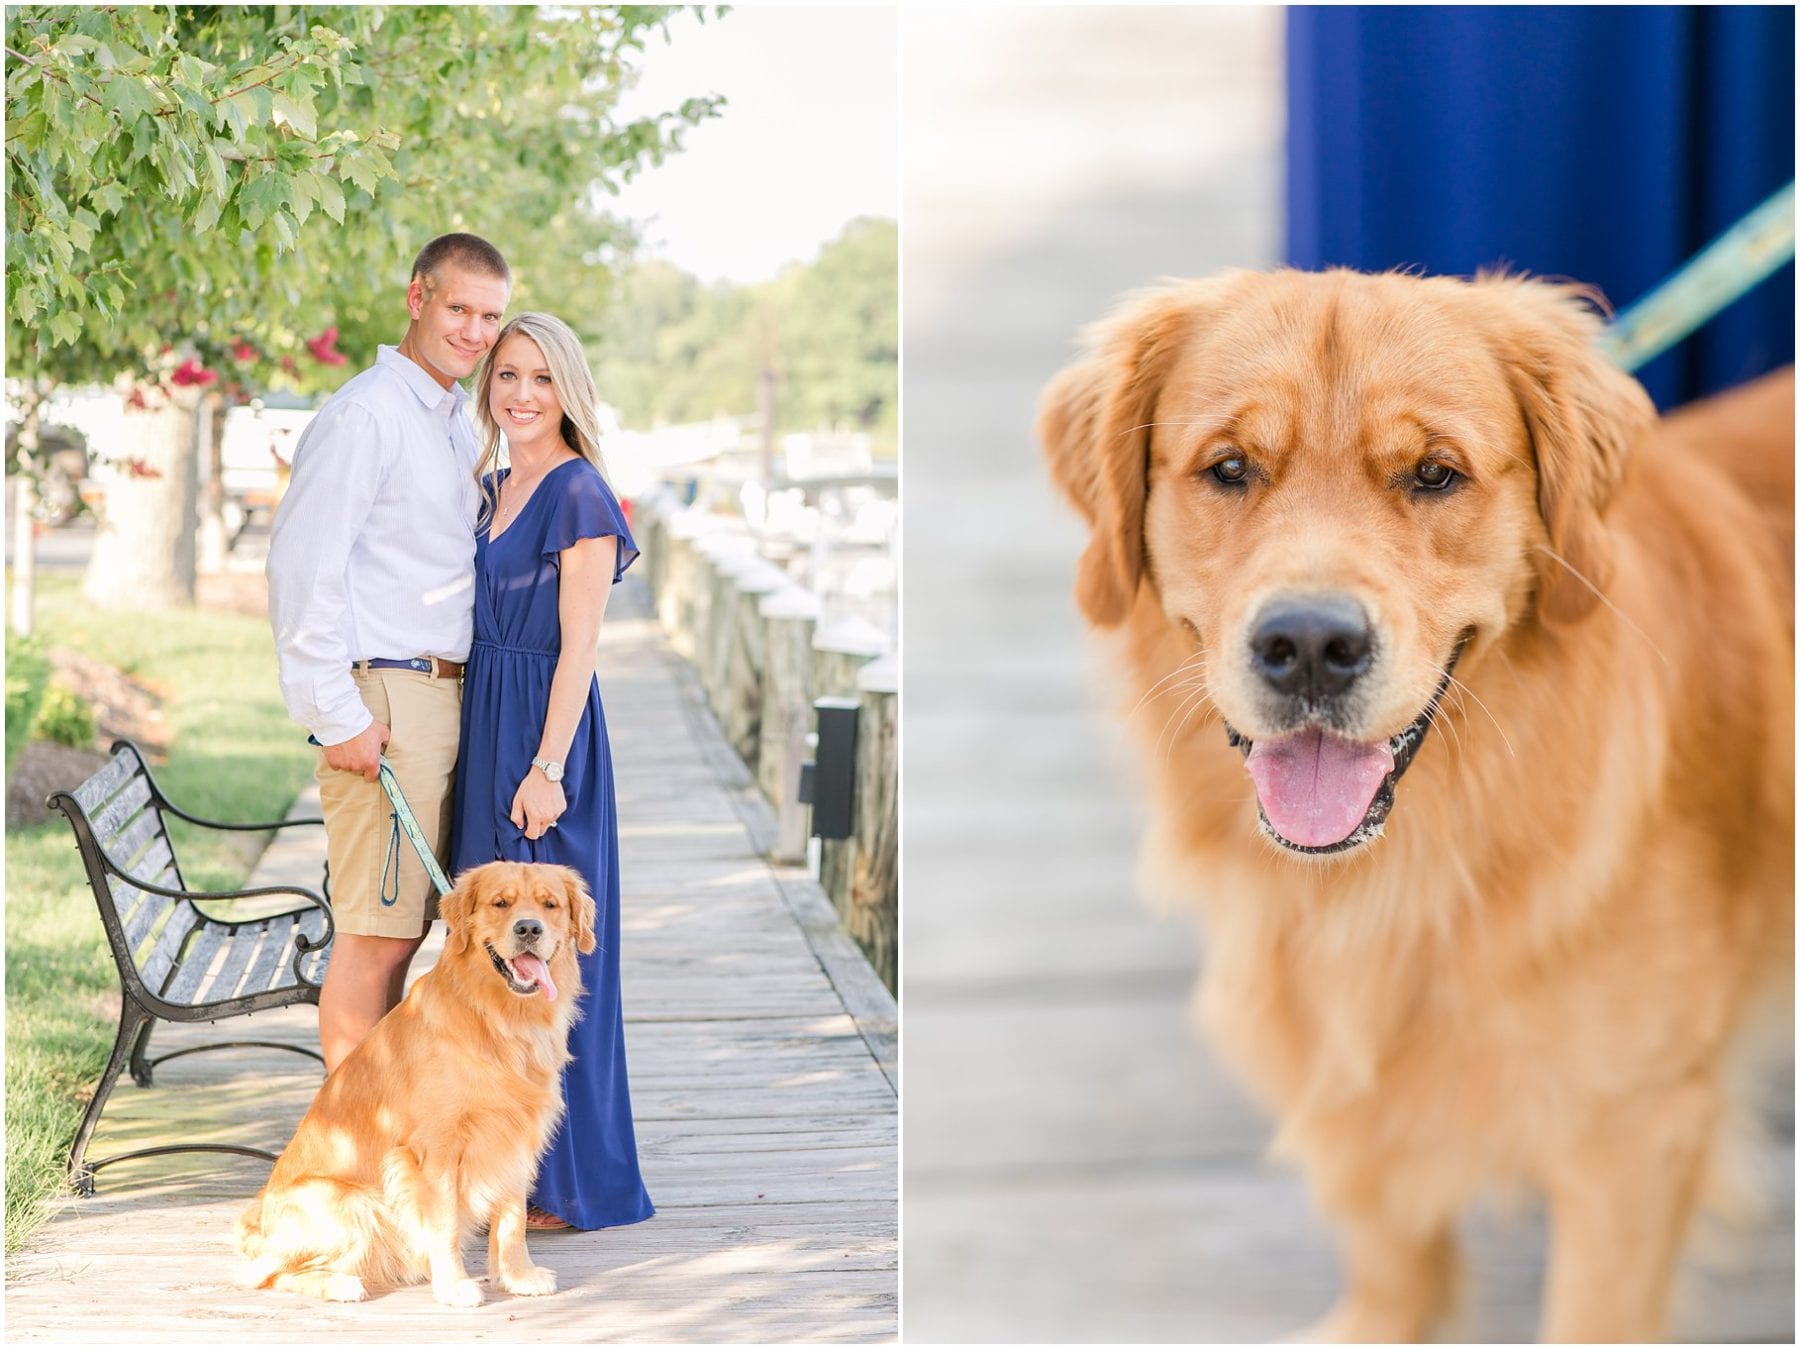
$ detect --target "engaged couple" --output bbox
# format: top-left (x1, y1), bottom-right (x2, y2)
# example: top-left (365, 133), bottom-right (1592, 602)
top-left (263, 232), bottom-right (652, 1240)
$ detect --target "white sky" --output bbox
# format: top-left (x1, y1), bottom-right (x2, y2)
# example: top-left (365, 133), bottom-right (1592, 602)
top-left (607, 5), bottom-right (899, 286)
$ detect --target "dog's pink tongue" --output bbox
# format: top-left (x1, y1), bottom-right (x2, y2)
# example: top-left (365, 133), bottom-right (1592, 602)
top-left (1245, 728), bottom-right (1393, 848)
top-left (512, 952), bottom-right (557, 1002)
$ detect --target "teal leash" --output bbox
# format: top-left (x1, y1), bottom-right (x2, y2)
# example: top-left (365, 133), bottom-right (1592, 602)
top-left (1597, 180), bottom-right (1795, 374)
top-left (378, 757), bottom-right (453, 898)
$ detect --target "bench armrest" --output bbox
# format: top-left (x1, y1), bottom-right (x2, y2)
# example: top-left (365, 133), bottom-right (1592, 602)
top-left (155, 804), bottom-right (325, 834)
top-left (106, 866), bottom-right (336, 953)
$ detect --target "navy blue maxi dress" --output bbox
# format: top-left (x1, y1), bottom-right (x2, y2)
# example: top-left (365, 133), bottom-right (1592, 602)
top-left (449, 457), bottom-right (654, 1230)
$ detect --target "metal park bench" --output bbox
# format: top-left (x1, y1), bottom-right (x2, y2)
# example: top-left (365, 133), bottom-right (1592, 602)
top-left (46, 740), bottom-right (335, 1195)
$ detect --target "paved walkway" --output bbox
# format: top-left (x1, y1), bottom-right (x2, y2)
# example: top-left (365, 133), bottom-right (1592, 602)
top-left (6, 579), bottom-right (896, 1343)
top-left (900, 8), bottom-right (1792, 1342)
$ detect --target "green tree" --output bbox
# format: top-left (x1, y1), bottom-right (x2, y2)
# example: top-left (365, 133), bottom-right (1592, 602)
top-left (592, 218), bottom-right (898, 442)
top-left (5, 4), bottom-right (723, 622)
top-left (778, 217), bottom-right (898, 436)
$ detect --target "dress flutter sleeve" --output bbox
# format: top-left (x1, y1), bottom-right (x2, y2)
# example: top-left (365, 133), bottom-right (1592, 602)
top-left (545, 462), bottom-right (639, 583)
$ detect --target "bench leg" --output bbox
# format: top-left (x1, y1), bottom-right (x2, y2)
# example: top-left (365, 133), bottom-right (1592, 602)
top-left (69, 999), bottom-right (153, 1196)
top-left (127, 1014), bottom-right (156, 1088)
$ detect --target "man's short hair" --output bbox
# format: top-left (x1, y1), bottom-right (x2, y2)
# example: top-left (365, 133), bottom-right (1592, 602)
top-left (410, 233), bottom-right (511, 290)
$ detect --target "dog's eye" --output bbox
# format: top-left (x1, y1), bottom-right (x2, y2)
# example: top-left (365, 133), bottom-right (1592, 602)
top-left (493, 898), bottom-right (511, 909)
top-left (1209, 456), bottom-right (1249, 487)
top-left (1413, 460), bottom-right (1458, 492)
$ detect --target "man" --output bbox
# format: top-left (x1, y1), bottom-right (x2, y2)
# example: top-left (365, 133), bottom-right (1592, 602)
top-left (267, 233), bottom-right (511, 1073)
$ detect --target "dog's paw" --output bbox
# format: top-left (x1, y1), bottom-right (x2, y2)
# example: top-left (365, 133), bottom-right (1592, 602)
top-left (323, 1273), bottom-right (367, 1303)
top-left (433, 1276), bottom-right (484, 1309)
top-left (502, 1264), bottom-right (558, 1297)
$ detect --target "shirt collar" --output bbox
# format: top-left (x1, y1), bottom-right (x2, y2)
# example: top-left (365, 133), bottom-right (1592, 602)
top-left (377, 345), bottom-right (469, 412)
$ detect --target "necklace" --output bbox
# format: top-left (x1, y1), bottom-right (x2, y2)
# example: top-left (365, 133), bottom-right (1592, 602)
top-left (497, 461), bottom-right (553, 522)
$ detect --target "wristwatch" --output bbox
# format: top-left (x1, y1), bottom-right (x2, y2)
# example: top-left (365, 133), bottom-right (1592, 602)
top-left (531, 756), bottom-right (564, 784)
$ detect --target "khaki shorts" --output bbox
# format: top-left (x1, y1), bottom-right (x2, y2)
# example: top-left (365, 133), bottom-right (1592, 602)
top-left (316, 668), bottom-right (461, 939)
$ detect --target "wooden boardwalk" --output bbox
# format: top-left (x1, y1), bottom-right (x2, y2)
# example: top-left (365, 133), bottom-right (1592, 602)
top-left (899, 8), bottom-right (1793, 1342)
top-left (6, 579), bottom-right (897, 1343)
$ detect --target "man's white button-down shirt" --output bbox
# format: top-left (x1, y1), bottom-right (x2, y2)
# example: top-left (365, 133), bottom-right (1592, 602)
top-left (267, 345), bottom-right (482, 745)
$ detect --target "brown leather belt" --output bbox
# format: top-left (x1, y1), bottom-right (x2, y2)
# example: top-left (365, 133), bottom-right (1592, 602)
top-left (352, 657), bottom-right (465, 680)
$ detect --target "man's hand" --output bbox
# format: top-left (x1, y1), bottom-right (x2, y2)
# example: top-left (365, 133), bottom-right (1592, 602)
top-left (323, 721), bottom-right (390, 781)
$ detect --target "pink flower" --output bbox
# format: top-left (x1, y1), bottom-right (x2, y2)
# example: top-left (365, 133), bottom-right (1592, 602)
top-left (307, 326), bottom-right (347, 366)
top-left (230, 339), bottom-right (258, 363)
top-left (170, 358), bottom-right (216, 387)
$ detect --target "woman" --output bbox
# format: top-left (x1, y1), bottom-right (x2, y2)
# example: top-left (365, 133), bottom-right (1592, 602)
top-left (449, 312), bottom-right (654, 1232)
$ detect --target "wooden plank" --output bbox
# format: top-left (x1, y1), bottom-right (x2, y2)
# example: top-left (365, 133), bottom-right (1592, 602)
top-left (128, 837), bottom-right (176, 888)
top-left (119, 888), bottom-right (178, 957)
top-left (136, 903), bottom-right (200, 993)
top-left (158, 923), bottom-right (228, 1006)
top-left (100, 810), bottom-right (161, 873)
top-left (241, 913), bottom-right (297, 994)
top-left (71, 749), bottom-right (139, 815)
top-left (86, 774), bottom-right (153, 844)
top-left (199, 918), bottom-right (266, 1004)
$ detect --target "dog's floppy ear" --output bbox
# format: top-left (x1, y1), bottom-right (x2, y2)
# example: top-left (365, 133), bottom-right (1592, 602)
top-left (1038, 278), bottom-right (1226, 628)
top-left (1478, 276), bottom-right (1657, 625)
top-left (560, 867), bottom-right (597, 955)
top-left (440, 868), bottom-right (481, 956)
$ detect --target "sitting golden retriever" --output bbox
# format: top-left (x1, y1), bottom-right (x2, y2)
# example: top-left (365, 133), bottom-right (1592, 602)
top-left (236, 861), bottom-right (595, 1307)
top-left (1038, 269), bottom-right (1793, 1342)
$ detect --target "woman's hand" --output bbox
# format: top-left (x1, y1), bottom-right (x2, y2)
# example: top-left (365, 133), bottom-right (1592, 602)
top-left (510, 769), bottom-right (566, 840)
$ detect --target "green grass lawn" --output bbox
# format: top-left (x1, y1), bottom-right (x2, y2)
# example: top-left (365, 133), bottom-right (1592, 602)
top-left (5, 574), bottom-right (314, 1255)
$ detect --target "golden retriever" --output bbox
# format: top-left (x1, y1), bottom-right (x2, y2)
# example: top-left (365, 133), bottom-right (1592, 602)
top-left (1038, 268), bottom-right (1793, 1342)
top-left (235, 860), bottom-right (596, 1307)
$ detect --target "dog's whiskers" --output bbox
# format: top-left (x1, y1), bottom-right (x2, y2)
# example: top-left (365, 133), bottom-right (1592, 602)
top-left (1440, 669), bottom-right (1516, 761)
top-left (1536, 546), bottom-right (1671, 668)
top-left (1128, 651), bottom-right (1211, 719)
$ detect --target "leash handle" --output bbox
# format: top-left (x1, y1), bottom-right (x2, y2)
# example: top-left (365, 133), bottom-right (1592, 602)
top-left (306, 734), bottom-right (454, 897)
top-left (377, 757), bottom-right (454, 898)
top-left (1599, 180), bottom-right (1796, 374)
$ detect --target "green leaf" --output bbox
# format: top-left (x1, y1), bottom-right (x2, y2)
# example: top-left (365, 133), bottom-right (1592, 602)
top-left (175, 84), bottom-right (215, 124)
top-left (270, 90), bottom-right (316, 139)
top-left (202, 143), bottom-right (229, 197)
top-left (53, 33), bottom-right (99, 55)
top-left (49, 311), bottom-right (82, 347)
top-left (288, 172), bottom-right (315, 226)
top-left (314, 171), bottom-right (345, 224)
top-left (270, 208), bottom-right (296, 250)
top-left (338, 151), bottom-right (382, 196)
top-left (217, 94), bottom-right (247, 141)
top-left (101, 75), bottom-right (158, 122)
top-left (192, 193), bottom-right (223, 234)
top-left (13, 111), bottom-right (48, 152)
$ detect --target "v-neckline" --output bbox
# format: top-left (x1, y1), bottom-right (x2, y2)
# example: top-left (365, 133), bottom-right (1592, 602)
top-left (486, 457), bottom-right (579, 546)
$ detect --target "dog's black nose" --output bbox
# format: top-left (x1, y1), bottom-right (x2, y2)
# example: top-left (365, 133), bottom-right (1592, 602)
top-left (512, 917), bottom-right (544, 944)
top-left (1250, 596), bottom-right (1374, 700)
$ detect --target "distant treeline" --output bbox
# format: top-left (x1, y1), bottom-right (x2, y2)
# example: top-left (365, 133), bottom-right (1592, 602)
top-left (590, 217), bottom-right (896, 441)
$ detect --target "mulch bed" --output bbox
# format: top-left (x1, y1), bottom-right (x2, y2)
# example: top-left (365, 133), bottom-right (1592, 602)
top-left (8, 650), bottom-right (172, 830)
top-left (7, 741), bottom-right (112, 829)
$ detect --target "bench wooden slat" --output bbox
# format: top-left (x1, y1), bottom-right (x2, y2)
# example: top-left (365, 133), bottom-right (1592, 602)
top-left (102, 811), bottom-right (162, 873)
top-left (137, 904), bottom-right (200, 993)
top-left (242, 914), bottom-right (298, 995)
top-left (72, 750), bottom-right (138, 815)
top-left (129, 838), bottom-right (177, 888)
top-left (160, 923), bottom-right (228, 1005)
top-left (120, 887), bottom-right (178, 957)
top-left (199, 920), bottom-right (266, 1004)
top-left (87, 775), bottom-right (153, 846)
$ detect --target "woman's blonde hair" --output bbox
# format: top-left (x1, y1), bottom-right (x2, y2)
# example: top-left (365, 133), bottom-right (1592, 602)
top-left (471, 311), bottom-right (612, 528)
